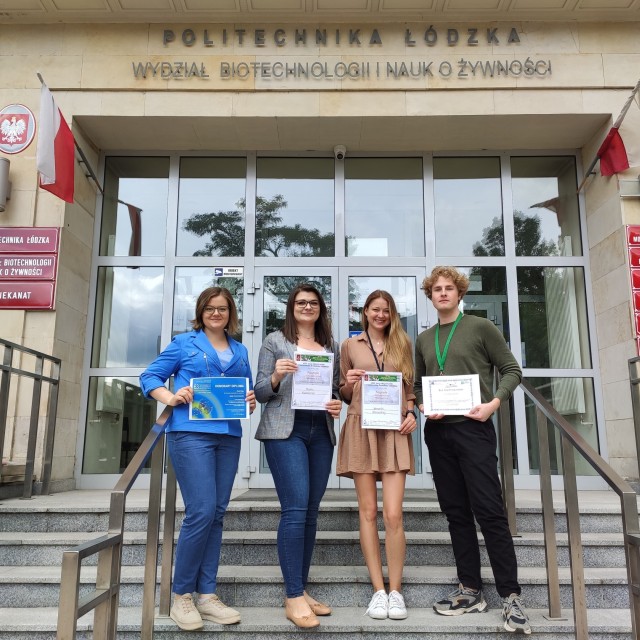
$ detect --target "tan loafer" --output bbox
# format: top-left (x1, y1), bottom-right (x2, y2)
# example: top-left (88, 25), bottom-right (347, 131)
top-left (285, 599), bottom-right (320, 629)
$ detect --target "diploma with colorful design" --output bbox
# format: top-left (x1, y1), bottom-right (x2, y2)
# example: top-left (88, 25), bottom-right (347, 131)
top-left (361, 372), bottom-right (402, 429)
top-left (422, 374), bottom-right (481, 415)
top-left (189, 377), bottom-right (250, 420)
top-left (291, 351), bottom-right (334, 410)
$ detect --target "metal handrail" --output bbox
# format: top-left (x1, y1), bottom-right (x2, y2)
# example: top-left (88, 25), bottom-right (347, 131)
top-left (56, 406), bottom-right (172, 640)
top-left (0, 338), bottom-right (61, 498)
top-left (514, 379), bottom-right (640, 640)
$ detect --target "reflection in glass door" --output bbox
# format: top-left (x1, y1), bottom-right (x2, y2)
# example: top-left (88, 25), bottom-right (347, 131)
top-left (246, 268), bottom-right (432, 489)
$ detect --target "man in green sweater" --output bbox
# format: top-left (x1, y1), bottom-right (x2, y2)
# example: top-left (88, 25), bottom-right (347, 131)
top-left (414, 266), bottom-right (531, 635)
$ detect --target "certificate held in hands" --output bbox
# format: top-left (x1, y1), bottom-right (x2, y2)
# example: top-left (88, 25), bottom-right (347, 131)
top-left (291, 351), bottom-right (334, 410)
top-left (362, 372), bottom-right (402, 429)
top-left (422, 374), bottom-right (481, 415)
top-left (189, 377), bottom-right (250, 420)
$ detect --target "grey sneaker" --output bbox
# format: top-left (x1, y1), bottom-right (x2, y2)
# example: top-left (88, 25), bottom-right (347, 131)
top-left (365, 589), bottom-right (388, 619)
top-left (433, 584), bottom-right (488, 616)
top-left (502, 593), bottom-right (531, 634)
top-left (170, 593), bottom-right (204, 631)
top-left (388, 590), bottom-right (408, 619)
top-left (197, 594), bottom-right (241, 625)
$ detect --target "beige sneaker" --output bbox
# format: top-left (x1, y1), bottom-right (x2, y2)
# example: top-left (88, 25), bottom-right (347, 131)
top-left (170, 593), bottom-right (204, 631)
top-left (197, 594), bottom-right (241, 624)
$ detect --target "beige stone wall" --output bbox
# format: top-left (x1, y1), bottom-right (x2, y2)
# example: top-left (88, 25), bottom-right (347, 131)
top-left (1, 20), bottom-right (639, 484)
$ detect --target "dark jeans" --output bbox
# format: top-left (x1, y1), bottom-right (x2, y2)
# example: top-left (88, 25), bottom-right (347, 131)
top-left (264, 411), bottom-right (334, 598)
top-left (425, 418), bottom-right (520, 598)
top-left (168, 431), bottom-right (241, 595)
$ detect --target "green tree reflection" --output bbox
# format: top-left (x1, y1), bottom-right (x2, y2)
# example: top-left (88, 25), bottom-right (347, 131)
top-left (183, 195), bottom-right (334, 258)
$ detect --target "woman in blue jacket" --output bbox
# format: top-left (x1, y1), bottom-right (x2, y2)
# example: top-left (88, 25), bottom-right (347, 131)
top-left (140, 286), bottom-right (255, 632)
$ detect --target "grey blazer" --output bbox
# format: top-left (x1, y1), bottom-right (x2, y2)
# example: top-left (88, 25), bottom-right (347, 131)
top-left (254, 330), bottom-right (340, 444)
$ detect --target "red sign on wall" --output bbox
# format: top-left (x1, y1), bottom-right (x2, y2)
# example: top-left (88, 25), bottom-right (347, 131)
top-left (0, 228), bottom-right (59, 253)
top-left (0, 254), bottom-right (57, 280)
top-left (0, 282), bottom-right (55, 310)
top-left (628, 225), bottom-right (640, 247)
top-left (628, 226), bottom-right (640, 356)
top-left (0, 228), bottom-right (59, 310)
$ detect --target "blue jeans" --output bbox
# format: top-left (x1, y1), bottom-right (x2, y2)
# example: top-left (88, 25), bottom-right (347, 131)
top-left (167, 431), bottom-right (241, 595)
top-left (264, 411), bottom-right (334, 598)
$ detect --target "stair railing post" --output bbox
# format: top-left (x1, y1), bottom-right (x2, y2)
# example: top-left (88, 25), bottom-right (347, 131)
top-left (0, 343), bottom-right (12, 482)
top-left (561, 435), bottom-right (588, 639)
top-left (628, 357), bottom-right (640, 479)
top-left (40, 358), bottom-right (61, 495)
top-left (22, 355), bottom-right (43, 499)
top-left (160, 455), bottom-right (177, 617)
top-left (141, 437), bottom-right (165, 640)
top-left (536, 406), bottom-right (564, 620)
top-left (56, 550), bottom-right (81, 640)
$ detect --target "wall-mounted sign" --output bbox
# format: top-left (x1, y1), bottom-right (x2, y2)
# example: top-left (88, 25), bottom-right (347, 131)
top-left (0, 104), bottom-right (36, 155)
top-left (0, 227), bottom-right (59, 252)
top-left (0, 227), bottom-right (58, 310)
top-left (627, 225), bottom-right (640, 356)
top-left (0, 282), bottom-right (55, 310)
top-left (214, 267), bottom-right (243, 277)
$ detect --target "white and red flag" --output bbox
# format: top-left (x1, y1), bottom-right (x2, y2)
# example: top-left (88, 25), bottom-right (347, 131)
top-left (36, 81), bottom-right (74, 203)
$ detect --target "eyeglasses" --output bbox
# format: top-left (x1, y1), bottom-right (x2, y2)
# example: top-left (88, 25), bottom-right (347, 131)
top-left (295, 299), bottom-right (320, 309)
top-left (204, 305), bottom-right (229, 315)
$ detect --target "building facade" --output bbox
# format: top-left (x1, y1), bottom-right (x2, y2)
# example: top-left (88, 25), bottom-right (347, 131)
top-left (0, 0), bottom-right (639, 492)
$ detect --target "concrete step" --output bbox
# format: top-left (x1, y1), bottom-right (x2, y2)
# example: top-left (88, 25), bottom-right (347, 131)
top-left (0, 564), bottom-right (631, 609)
top-left (0, 529), bottom-right (627, 568)
top-left (0, 606), bottom-right (632, 639)
top-left (0, 499), bottom-right (630, 535)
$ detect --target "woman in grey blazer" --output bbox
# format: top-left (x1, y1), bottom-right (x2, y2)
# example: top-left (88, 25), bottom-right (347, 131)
top-left (255, 283), bottom-right (341, 629)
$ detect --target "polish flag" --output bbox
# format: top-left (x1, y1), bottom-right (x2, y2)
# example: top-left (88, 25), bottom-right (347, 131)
top-left (36, 82), bottom-right (75, 203)
top-left (597, 127), bottom-right (629, 177)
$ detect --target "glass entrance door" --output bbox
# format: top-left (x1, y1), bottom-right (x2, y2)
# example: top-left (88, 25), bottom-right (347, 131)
top-left (244, 267), bottom-right (432, 489)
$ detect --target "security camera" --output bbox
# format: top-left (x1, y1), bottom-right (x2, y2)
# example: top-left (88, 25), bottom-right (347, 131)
top-left (334, 145), bottom-right (346, 161)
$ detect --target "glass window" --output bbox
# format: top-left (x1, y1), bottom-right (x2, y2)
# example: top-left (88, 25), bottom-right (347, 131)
top-left (174, 267), bottom-right (244, 340)
top-left (512, 156), bottom-right (582, 257)
top-left (345, 158), bottom-right (424, 257)
top-left (91, 267), bottom-right (164, 368)
top-left (525, 377), bottom-right (598, 476)
top-left (459, 267), bottom-right (510, 343)
top-left (100, 157), bottom-right (169, 257)
top-left (517, 267), bottom-right (591, 369)
top-left (177, 157), bottom-right (247, 257)
top-left (262, 275), bottom-right (332, 338)
top-left (256, 158), bottom-right (334, 257)
top-left (82, 376), bottom-right (156, 474)
top-left (434, 157), bottom-right (503, 257)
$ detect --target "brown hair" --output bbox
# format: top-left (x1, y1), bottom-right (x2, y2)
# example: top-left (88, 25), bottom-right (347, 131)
top-left (421, 266), bottom-right (470, 300)
top-left (281, 284), bottom-right (333, 349)
top-left (191, 286), bottom-right (239, 335)
top-left (362, 290), bottom-right (414, 385)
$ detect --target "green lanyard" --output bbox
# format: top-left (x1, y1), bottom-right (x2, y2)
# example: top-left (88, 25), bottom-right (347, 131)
top-left (435, 312), bottom-right (463, 375)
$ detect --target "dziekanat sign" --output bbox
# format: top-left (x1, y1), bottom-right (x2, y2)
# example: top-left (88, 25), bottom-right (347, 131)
top-left (131, 24), bottom-right (552, 83)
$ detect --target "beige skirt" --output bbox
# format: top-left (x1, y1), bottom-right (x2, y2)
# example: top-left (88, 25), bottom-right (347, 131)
top-left (336, 414), bottom-right (415, 479)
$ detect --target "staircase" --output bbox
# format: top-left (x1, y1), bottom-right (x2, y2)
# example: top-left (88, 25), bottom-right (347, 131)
top-left (0, 488), bottom-right (634, 639)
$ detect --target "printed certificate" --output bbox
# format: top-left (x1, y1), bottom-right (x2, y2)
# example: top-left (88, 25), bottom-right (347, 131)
top-left (189, 377), bottom-right (250, 420)
top-left (361, 372), bottom-right (402, 430)
top-left (422, 374), bottom-right (481, 415)
top-left (291, 351), bottom-right (334, 410)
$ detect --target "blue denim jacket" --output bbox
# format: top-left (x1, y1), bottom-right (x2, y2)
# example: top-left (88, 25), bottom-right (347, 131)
top-left (140, 330), bottom-right (253, 436)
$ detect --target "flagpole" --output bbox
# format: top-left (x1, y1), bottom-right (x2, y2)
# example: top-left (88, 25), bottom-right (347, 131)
top-left (577, 77), bottom-right (640, 194)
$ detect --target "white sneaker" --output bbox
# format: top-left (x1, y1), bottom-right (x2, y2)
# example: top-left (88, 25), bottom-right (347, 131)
top-left (170, 593), bottom-right (204, 631)
top-left (388, 590), bottom-right (408, 619)
top-left (365, 589), bottom-right (388, 619)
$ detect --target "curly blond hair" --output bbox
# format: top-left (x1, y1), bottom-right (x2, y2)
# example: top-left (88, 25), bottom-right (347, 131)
top-left (421, 266), bottom-right (469, 300)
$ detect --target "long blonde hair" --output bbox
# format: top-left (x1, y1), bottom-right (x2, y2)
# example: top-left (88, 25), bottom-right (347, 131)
top-left (362, 290), bottom-right (414, 385)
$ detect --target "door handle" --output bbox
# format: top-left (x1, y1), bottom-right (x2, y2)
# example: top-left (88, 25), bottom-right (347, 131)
top-left (245, 320), bottom-right (260, 333)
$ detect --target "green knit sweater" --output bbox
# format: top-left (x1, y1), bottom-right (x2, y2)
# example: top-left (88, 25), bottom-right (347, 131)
top-left (414, 314), bottom-right (522, 423)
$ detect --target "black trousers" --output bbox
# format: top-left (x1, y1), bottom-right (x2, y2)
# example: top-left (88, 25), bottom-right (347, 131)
top-left (425, 418), bottom-right (520, 598)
